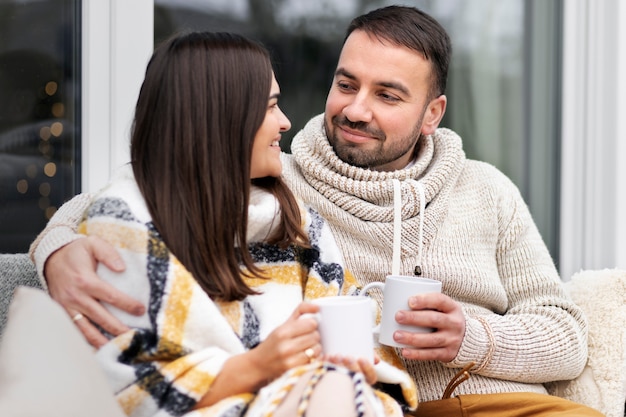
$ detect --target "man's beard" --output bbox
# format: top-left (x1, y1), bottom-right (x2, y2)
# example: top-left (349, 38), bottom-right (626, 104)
top-left (324, 114), bottom-right (423, 170)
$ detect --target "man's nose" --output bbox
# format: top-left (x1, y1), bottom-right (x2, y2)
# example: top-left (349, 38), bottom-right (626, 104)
top-left (342, 93), bottom-right (373, 124)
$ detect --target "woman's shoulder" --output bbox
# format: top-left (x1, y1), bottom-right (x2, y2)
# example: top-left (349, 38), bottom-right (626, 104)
top-left (299, 201), bottom-right (338, 247)
top-left (87, 165), bottom-right (152, 223)
top-left (299, 200), bottom-right (322, 226)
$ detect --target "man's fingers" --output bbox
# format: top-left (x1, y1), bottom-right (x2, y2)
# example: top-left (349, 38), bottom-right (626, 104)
top-left (56, 271), bottom-right (144, 318)
top-left (86, 235), bottom-right (126, 272)
top-left (77, 297), bottom-right (132, 336)
top-left (44, 237), bottom-right (144, 347)
top-left (400, 347), bottom-right (440, 361)
top-left (67, 292), bottom-right (138, 348)
top-left (72, 315), bottom-right (113, 348)
top-left (395, 309), bottom-right (444, 328)
top-left (90, 280), bottom-right (145, 316)
top-left (408, 292), bottom-right (455, 313)
top-left (66, 278), bottom-right (145, 335)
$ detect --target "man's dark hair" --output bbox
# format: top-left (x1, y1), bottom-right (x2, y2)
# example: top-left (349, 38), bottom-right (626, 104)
top-left (346, 5), bottom-right (452, 98)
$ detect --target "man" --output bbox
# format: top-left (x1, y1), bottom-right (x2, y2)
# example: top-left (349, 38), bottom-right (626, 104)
top-left (31, 6), bottom-right (600, 416)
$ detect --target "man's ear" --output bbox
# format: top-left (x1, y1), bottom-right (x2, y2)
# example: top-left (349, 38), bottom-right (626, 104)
top-left (420, 95), bottom-right (447, 136)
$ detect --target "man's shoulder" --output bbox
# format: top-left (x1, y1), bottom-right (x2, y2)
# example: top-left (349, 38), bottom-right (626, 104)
top-left (462, 158), bottom-right (513, 181)
top-left (280, 151), bottom-right (295, 165)
top-left (458, 158), bottom-right (521, 195)
top-left (280, 152), bottom-right (305, 187)
top-left (455, 159), bottom-right (527, 212)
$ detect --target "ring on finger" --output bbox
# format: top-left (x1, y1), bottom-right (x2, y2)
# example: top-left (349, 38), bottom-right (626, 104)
top-left (72, 313), bottom-right (84, 322)
top-left (304, 347), bottom-right (315, 362)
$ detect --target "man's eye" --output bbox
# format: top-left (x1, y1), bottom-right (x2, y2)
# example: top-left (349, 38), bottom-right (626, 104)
top-left (379, 93), bottom-right (399, 102)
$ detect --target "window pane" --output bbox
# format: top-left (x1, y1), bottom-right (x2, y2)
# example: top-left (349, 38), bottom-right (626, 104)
top-left (154, 0), bottom-right (561, 261)
top-left (0, 0), bottom-right (81, 253)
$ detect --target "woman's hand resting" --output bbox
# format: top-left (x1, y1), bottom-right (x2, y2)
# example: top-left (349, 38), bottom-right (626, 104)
top-left (194, 302), bottom-right (322, 408)
top-left (247, 302), bottom-right (322, 383)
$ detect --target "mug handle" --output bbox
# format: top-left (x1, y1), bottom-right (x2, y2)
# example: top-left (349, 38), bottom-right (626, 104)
top-left (360, 283), bottom-right (385, 337)
top-left (361, 282), bottom-right (384, 296)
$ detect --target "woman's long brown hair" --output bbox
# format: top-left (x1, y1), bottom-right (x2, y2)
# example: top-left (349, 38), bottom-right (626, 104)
top-left (131, 32), bottom-right (308, 301)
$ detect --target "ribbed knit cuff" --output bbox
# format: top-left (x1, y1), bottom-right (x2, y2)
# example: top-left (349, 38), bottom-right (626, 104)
top-left (445, 315), bottom-right (493, 372)
top-left (28, 193), bottom-right (94, 291)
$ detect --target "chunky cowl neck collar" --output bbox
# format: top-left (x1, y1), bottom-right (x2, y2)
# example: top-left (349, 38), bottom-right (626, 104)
top-left (290, 114), bottom-right (466, 225)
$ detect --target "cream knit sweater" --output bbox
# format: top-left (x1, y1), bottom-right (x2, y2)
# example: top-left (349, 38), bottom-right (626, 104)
top-left (30, 114), bottom-right (588, 403)
top-left (281, 114), bottom-right (588, 402)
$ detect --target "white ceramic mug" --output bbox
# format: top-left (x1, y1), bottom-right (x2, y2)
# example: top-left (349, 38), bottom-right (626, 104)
top-left (361, 275), bottom-right (442, 348)
top-left (308, 296), bottom-right (375, 363)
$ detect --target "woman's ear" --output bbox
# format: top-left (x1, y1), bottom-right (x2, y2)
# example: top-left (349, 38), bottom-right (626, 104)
top-left (420, 95), bottom-right (447, 136)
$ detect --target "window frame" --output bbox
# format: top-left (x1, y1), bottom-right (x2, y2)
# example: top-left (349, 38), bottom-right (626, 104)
top-left (81, 0), bottom-right (153, 193)
top-left (560, 0), bottom-right (626, 279)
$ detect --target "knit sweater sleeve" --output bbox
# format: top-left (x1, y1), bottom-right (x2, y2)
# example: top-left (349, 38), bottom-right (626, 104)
top-left (449, 170), bottom-right (588, 383)
top-left (28, 192), bottom-right (95, 290)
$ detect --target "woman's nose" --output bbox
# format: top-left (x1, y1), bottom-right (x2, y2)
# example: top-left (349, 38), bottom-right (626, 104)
top-left (278, 107), bottom-right (291, 132)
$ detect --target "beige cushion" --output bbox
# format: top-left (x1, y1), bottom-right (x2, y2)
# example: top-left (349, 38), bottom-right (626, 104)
top-left (545, 268), bottom-right (626, 417)
top-left (0, 287), bottom-right (126, 417)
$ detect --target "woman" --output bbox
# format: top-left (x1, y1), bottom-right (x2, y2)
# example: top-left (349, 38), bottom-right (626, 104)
top-left (79, 31), bottom-right (416, 417)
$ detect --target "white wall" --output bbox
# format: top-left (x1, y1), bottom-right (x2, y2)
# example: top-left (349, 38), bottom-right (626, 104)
top-left (560, 0), bottom-right (626, 279)
top-left (82, 0), bottom-right (153, 193)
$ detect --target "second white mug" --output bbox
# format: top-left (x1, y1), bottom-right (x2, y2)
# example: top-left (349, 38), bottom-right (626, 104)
top-left (361, 275), bottom-right (442, 348)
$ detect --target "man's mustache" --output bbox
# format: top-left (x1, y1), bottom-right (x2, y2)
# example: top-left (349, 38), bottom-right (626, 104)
top-left (332, 116), bottom-right (385, 140)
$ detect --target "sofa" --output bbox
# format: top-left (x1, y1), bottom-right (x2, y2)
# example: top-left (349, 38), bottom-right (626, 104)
top-left (0, 253), bottom-right (126, 417)
top-left (0, 253), bottom-right (625, 417)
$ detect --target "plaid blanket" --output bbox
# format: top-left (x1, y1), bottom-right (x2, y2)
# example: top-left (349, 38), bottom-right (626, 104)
top-left (80, 167), bottom-right (417, 417)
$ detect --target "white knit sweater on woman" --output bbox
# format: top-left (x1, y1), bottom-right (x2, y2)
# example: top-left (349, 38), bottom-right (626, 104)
top-left (30, 114), bottom-right (588, 404)
top-left (280, 114), bottom-right (588, 402)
